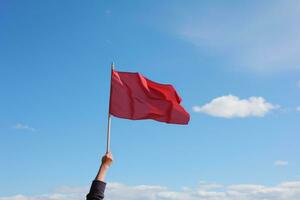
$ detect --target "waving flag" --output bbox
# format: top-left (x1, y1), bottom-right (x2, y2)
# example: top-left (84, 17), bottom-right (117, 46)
top-left (109, 70), bottom-right (190, 124)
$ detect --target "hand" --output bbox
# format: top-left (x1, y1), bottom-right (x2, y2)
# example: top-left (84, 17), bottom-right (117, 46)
top-left (101, 152), bottom-right (113, 168)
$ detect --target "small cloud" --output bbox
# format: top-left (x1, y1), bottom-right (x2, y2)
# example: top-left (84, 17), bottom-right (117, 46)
top-left (13, 123), bottom-right (36, 132)
top-left (298, 80), bottom-right (300, 88)
top-left (193, 95), bottom-right (279, 118)
top-left (296, 106), bottom-right (300, 112)
top-left (274, 160), bottom-right (289, 166)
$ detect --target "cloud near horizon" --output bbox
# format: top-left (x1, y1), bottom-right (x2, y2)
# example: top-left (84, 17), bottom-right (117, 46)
top-left (2, 181), bottom-right (300, 200)
top-left (193, 95), bottom-right (278, 118)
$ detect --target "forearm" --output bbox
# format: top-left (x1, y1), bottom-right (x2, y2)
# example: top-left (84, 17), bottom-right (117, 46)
top-left (95, 164), bottom-right (109, 182)
top-left (87, 152), bottom-right (112, 200)
top-left (86, 164), bottom-right (109, 200)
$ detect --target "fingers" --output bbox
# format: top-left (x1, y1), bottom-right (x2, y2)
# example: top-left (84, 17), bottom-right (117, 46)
top-left (105, 152), bottom-right (113, 159)
top-left (106, 151), bottom-right (112, 157)
top-left (102, 152), bottom-right (113, 165)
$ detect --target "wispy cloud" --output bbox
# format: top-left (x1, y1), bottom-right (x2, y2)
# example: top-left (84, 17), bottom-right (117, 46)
top-left (175, 1), bottom-right (300, 72)
top-left (2, 181), bottom-right (300, 200)
top-left (193, 95), bottom-right (279, 118)
top-left (13, 123), bottom-right (36, 132)
top-left (274, 160), bottom-right (289, 166)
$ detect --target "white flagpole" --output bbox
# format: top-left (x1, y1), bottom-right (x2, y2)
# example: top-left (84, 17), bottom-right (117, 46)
top-left (106, 62), bottom-right (114, 153)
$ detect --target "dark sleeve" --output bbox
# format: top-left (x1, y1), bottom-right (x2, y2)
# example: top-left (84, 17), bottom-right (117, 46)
top-left (86, 180), bottom-right (107, 200)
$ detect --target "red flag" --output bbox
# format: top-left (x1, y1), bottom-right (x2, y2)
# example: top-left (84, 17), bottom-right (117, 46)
top-left (109, 70), bottom-right (190, 124)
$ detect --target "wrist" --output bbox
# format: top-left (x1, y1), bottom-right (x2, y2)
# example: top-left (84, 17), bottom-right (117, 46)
top-left (100, 163), bottom-right (110, 170)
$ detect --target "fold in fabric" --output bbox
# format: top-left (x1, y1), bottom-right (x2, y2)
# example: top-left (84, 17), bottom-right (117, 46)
top-left (109, 70), bottom-right (190, 125)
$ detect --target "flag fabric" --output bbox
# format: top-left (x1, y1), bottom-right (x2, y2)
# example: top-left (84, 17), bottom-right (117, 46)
top-left (109, 70), bottom-right (190, 124)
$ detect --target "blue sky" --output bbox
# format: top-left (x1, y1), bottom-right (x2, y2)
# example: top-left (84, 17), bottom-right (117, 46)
top-left (0, 0), bottom-right (300, 199)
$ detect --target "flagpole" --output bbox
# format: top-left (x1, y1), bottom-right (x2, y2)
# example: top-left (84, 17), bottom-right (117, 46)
top-left (106, 62), bottom-right (114, 153)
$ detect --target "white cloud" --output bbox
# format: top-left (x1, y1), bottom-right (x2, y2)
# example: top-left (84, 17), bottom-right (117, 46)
top-left (174, 1), bottom-right (300, 72)
top-left (193, 95), bottom-right (279, 118)
top-left (13, 123), bottom-right (36, 132)
top-left (274, 160), bottom-right (289, 166)
top-left (2, 181), bottom-right (300, 200)
top-left (0, 194), bottom-right (83, 200)
top-left (296, 107), bottom-right (300, 112)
